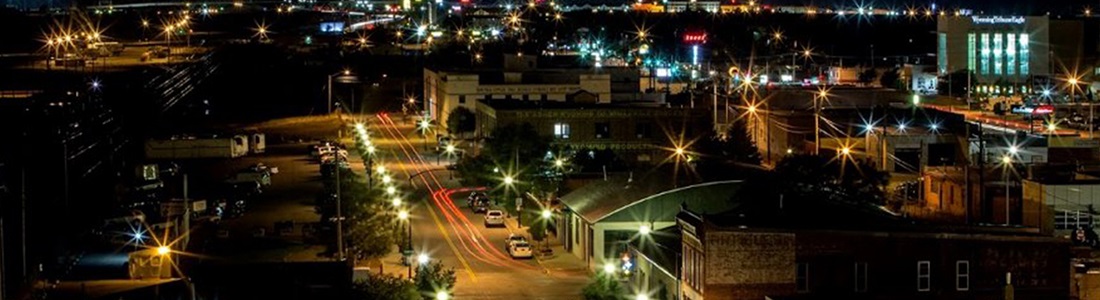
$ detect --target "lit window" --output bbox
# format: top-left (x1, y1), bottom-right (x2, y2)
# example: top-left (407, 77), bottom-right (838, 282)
top-left (993, 34), bottom-right (1003, 75)
top-left (553, 123), bottom-right (570, 139)
top-left (1019, 34), bottom-right (1030, 75)
top-left (797, 263), bottom-right (810, 292)
top-left (980, 33), bottom-right (990, 75)
top-left (917, 261), bottom-right (931, 292)
top-left (937, 33), bottom-right (948, 74)
top-left (967, 34), bottom-right (976, 71)
top-left (956, 261), bottom-right (970, 291)
top-left (1006, 33), bottom-right (1016, 75)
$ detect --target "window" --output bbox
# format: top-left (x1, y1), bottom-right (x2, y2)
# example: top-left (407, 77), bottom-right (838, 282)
top-left (993, 33), bottom-right (1003, 75)
top-left (635, 123), bottom-right (653, 139)
top-left (553, 123), bottom-right (571, 139)
top-left (796, 263), bottom-right (810, 292)
top-left (967, 33), bottom-right (976, 71)
top-left (937, 33), bottom-right (948, 74)
top-left (595, 123), bottom-right (611, 139)
top-left (855, 262), bottom-right (868, 292)
top-left (1019, 34), bottom-right (1030, 75)
top-left (458, 95), bottom-right (467, 104)
top-left (917, 261), bottom-right (931, 292)
top-left (1006, 33), bottom-right (1016, 76)
top-left (956, 261), bottom-right (970, 291)
top-left (980, 33), bottom-right (990, 75)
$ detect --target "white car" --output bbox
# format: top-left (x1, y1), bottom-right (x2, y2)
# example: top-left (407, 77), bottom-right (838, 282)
top-left (504, 234), bottom-right (527, 248)
top-left (508, 242), bottom-right (533, 259)
top-left (484, 210), bottom-right (505, 227)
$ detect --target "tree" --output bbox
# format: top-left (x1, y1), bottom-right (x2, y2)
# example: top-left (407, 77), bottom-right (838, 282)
top-left (879, 68), bottom-right (900, 89)
top-left (858, 68), bottom-right (878, 86)
top-left (754, 154), bottom-right (889, 207)
top-left (454, 122), bottom-right (552, 187)
top-left (446, 107), bottom-right (476, 137)
top-left (352, 273), bottom-right (420, 300)
top-left (320, 169), bottom-right (399, 260)
top-left (414, 261), bottom-right (457, 299)
top-left (694, 118), bottom-right (762, 165)
top-left (582, 274), bottom-right (624, 300)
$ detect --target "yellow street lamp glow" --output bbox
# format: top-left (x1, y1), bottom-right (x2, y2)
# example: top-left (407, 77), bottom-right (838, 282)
top-left (382, 175), bottom-right (392, 184)
top-left (376, 165), bottom-right (387, 174)
top-left (445, 144), bottom-right (456, 153)
top-left (639, 225), bottom-right (651, 235)
top-left (1069, 78), bottom-right (1079, 85)
top-left (156, 246), bottom-right (170, 256)
top-left (435, 292), bottom-right (449, 300)
top-left (391, 197), bottom-right (402, 207)
top-left (554, 159), bottom-right (564, 167)
top-left (747, 105), bottom-right (757, 114)
top-left (386, 186), bottom-right (397, 195)
top-left (840, 147), bottom-right (851, 156)
top-left (1008, 145), bottom-right (1019, 154)
top-left (343, 69), bottom-right (351, 76)
top-left (635, 295), bottom-right (649, 300)
top-left (911, 94), bottom-right (920, 105)
top-left (1001, 155), bottom-right (1012, 164)
top-left (541, 209), bottom-right (552, 219)
top-left (417, 253), bottom-right (430, 264)
top-left (398, 210), bottom-right (409, 220)
top-left (366, 145), bottom-right (376, 154)
top-left (602, 263), bottom-right (616, 274)
top-left (503, 176), bottom-right (515, 185)
top-left (1047, 122), bottom-right (1057, 132)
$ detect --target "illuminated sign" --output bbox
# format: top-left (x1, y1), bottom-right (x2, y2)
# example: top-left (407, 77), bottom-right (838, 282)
top-left (683, 32), bottom-right (707, 44)
top-left (319, 22), bottom-right (345, 33)
top-left (656, 68), bottom-right (671, 78)
top-left (1011, 104), bottom-right (1053, 115)
top-left (971, 16), bottom-right (1024, 25)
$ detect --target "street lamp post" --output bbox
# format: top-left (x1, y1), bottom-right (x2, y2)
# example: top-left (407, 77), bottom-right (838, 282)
top-left (398, 210), bottom-right (412, 278)
top-left (814, 89), bottom-right (825, 155)
top-left (1002, 154), bottom-right (1013, 225)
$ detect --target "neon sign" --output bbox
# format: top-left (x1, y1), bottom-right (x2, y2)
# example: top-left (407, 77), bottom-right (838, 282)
top-left (683, 32), bottom-right (707, 44)
top-left (971, 16), bottom-right (1024, 25)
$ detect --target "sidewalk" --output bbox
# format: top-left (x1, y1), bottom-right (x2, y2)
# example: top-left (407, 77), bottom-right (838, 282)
top-left (502, 215), bottom-right (589, 276)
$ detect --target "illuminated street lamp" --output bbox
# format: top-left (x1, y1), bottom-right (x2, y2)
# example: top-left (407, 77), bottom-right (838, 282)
top-left (635, 295), bottom-right (649, 300)
top-left (603, 262), bottom-right (616, 274)
top-left (554, 159), bottom-right (564, 168)
top-left (840, 147), bottom-right (851, 156)
top-left (392, 197), bottom-right (402, 207)
top-left (327, 69), bottom-right (355, 114)
top-left (1001, 155), bottom-right (1013, 225)
top-left (436, 292), bottom-right (449, 300)
top-left (157, 245), bottom-right (171, 256)
top-left (503, 175), bottom-right (515, 186)
top-left (418, 253), bottom-right (430, 265)
top-left (1008, 145), bottom-right (1019, 155)
top-left (541, 209), bottom-right (552, 219)
top-left (638, 224), bottom-right (651, 235)
top-left (386, 186), bottom-right (397, 195)
top-left (376, 165), bottom-right (387, 175)
top-left (382, 175), bottom-right (392, 184)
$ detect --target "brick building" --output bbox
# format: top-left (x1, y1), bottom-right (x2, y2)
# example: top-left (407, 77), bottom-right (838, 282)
top-left (475, 100), bottom-right (709, 162)
top-left (676, 199), bottom-right (1069, 300)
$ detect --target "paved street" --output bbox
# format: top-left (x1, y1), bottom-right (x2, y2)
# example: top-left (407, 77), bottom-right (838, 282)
top-left (364, 113), bottom-right (590, 299)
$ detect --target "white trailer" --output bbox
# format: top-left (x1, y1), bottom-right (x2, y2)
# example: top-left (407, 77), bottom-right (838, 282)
top-left (250, 133), bottom-right (266, 154)
top-left (145, 135), bottom-right (249, 159)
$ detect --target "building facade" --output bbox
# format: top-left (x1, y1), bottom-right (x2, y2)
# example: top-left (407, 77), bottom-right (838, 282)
top-left (937, 15), bottom-right (1051, 94)
top-left (677, 205), bottom-right (1070, 300)
top-left (423, 67), bottom-right (612, 128)
top-left (475, 101), bottom-right (708, 162)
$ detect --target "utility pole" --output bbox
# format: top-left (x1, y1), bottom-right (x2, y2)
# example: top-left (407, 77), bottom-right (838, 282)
top-left (814, 94), bottom-right (821, 155)
top-left (182, 174), bottom-right (190, 250)
top-left (336, 166), bottom-right (344, 261)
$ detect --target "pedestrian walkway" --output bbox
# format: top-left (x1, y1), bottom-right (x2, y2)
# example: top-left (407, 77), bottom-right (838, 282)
top-left (502, 214), bottom-right (589, 276)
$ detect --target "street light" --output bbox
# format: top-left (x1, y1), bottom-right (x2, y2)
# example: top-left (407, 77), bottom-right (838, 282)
top-left (382, 175), bottom-right (392, 184)
top-left (392, 197), bottom-right (403, 207)
top-left (386, 186), bottom-right (397, 195)
top-left (376, 165), bottom-right (387, 175)
top-left (418, 253), bottom-right (430, 265)
top-left (503, 175), bottom-right (515, 185)
top-left (603, 262), bottom-right (616, 274)
top-left (554, 158), bottom-right (564, 168)
top-left (157, 245), bottom-right (171, 256)
top-left (435, 292), bottom-right (449, 300)
top-left (638, 225), bottom-right (651, 235)
top-left (541, 209), bottom-right (552, 219)
top-left (635, 294), bottom-right (649, 300)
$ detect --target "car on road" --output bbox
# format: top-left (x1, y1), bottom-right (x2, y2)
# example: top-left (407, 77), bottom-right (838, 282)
top-left (468, 192), bottom-right (490, 213)
top-left (505, 234), bottom-right (528, 248)
top-left (508, 241), bottom-right (533, 259)
top-left (484, 210), bottom-right (505, 227)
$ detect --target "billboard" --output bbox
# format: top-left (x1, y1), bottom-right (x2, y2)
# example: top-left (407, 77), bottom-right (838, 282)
top-left (319, 22), bottom-right (345, 34)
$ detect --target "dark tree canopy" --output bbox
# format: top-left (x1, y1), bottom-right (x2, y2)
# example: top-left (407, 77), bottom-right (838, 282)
top-left (446, 106), bottom-right (476, 136)
top-left (742, 154), bottom-right (889, 208)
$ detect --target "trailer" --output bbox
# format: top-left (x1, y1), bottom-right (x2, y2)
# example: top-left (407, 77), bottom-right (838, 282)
top-left (145, 135), bottom-right (249, 159)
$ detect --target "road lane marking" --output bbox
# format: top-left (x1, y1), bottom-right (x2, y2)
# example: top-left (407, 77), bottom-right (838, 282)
top-left (424, 196), bottom-right (479, 282)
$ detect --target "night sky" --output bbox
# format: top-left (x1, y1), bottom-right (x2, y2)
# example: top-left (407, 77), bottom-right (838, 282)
top-left (769, 0), bottom-right (1094, 15)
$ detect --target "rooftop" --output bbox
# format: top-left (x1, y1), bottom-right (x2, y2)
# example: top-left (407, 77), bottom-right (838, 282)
top-left (559, 173), bottom-right (742, 224)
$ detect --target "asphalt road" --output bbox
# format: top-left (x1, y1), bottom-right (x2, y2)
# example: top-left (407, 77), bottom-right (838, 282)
top-left (368, 114), bottom-right (589, 299)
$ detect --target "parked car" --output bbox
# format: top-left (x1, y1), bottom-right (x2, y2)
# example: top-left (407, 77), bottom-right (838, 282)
top-left (484, 210), bottom-right (504, 227)
top-left (505, 234), bottom-right (528, 248)
top-left (508, 242), bottom-right (534, 259)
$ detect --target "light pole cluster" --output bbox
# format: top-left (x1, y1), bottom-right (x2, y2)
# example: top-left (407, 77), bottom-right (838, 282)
top-left (352, 122), bottom-right (430, 279)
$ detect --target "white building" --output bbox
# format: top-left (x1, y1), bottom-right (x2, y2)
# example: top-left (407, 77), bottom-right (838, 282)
top-left (423, 66), bottom-right (612, 129)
